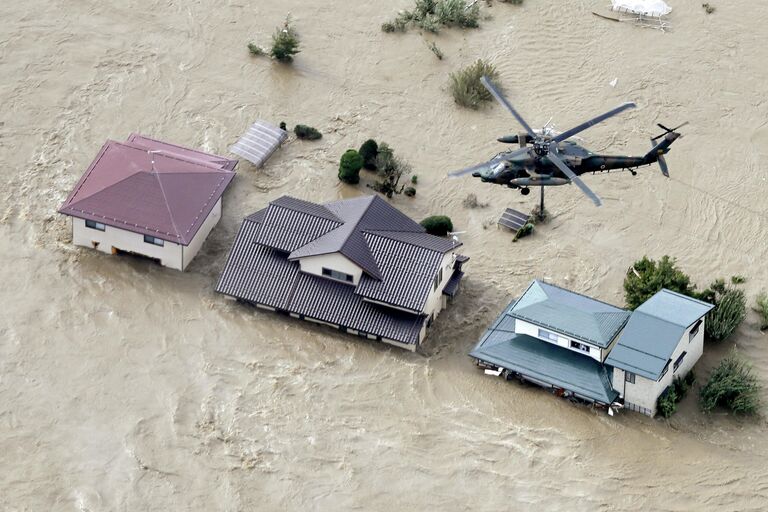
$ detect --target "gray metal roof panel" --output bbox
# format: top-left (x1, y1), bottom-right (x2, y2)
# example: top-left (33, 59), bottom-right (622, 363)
top-left (509, 280), bottom-right (630, 348)
top-left (254, 203), bottom-right (341, 253)
top-left (215, 219), bottom-right (300, 308)
top-left (354, 231), bottom-right (443, 311)
top-left (636, 289), bottom-right (714, 327)
top-left (366, 230), bottom-right (461, 253)
top-left (471, 332), bottom-right (619, 404)
top-left (230, 120), bottom-right (288, 168)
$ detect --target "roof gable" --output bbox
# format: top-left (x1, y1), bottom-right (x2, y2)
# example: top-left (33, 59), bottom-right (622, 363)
top-left (509, 280), bottom-right (630, 348)
top-left (605, 289), bottom-right (713, 380)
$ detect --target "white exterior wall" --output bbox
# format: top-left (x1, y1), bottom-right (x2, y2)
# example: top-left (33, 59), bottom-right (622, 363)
top-left (72, 217), bottom-right (183, 270)
top-left (298, 253), bottom-right (363, 285)
top-left (423, 252), bottom-right (457, 319)
top-left (613, 318), bottom-right (706, 416)
top-left (514, 319), bottom-right (605, 362)
top-left (181, 198), bottom-right (222, 270)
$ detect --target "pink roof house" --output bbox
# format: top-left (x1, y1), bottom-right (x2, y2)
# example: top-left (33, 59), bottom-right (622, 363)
top-left (59, 134), bottom-right (237, 271)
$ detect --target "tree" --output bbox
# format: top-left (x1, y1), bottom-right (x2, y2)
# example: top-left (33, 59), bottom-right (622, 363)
top-left (270, 17), bottom-right (300, 62)
top-left (449, 59), bottom-right (499, 109)
top-left (754, 292), bottom-right (768, 331)
top-left (359, 139), bottom-right (379, 170)
top-left (294, 124), bottom-right (322, 140)
top-left (623, 256), bottom-right (696, 310)
top-left (697, 279), bottom-right (746, 342)
top-left (700, 350), bottom-right (761, 415)
top-left (338, 149), bottom-right (363, 185)
top-left (371, 143), bottom-right (411, 198)
top-left (421, 215), bottom-right (453, 236)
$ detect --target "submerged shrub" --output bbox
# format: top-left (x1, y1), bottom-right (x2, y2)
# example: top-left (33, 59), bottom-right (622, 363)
top-left (294, 124), bottom-right (322, 140)
top-left (755, 292), bottom-right (768, 330)
top-left (370, 142), bottom-right (411, 198)
top-left (657, 387), bottom-right (678, 418)
top-left (462, 193), bottom-right (488, 209)
top-left (623, 256), bottom-right (696, 310)
top-left (359, 139), bottom-right (379, 170)
top-left (704, 286), bottom-right (746, 342)
top-left (271, 16), bottom-right (300, 62)
top-left (449, 59), bottom-right (499, 109)
top-left (338, 149), bottom-right (363, 185)
top-left (404, 186), bottom-right (416, 197)
top-left (382, 0), bottom-right (480, 33)
top-left (421, 215), bottom-right (453, 236)
top-left (247, 42), bottom-right (265, 56)
top-left (700, 350), bottom-right (761, 415)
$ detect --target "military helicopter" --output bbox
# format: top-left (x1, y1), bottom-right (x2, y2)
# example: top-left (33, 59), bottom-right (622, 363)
top-left (449, 76), bottom-right (686, 208)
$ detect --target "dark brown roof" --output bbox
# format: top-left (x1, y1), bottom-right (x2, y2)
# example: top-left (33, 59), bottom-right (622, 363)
top-left (58, 136), bottom-right (237, 245)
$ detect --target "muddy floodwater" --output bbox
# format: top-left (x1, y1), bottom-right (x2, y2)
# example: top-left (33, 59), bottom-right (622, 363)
top-left (2, 0), bottom-right (768, 510)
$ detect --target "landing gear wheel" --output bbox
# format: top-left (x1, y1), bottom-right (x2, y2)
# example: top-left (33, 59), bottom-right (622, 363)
top-left (521, 187), bottom-right (530, 196)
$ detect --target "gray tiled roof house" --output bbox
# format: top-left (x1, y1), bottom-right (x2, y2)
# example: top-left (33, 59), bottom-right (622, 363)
top-left (216, 195), bottom-right (467, 350)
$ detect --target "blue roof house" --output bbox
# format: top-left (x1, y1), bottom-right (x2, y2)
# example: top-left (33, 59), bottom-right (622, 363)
top-left (471, 281), bottom-right (713, 416)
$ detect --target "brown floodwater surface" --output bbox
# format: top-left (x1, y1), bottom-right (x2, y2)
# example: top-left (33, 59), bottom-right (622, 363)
top-left (1, 0), bottom-right (767, 510)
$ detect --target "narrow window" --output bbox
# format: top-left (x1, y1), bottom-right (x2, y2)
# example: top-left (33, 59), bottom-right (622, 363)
top-left (143, 235), bottom-right (164, 247)
top-left (570, 340), bottom-right (591, 353)
top-left (673, 351), bottom-right (687, 372)
top-left (689, 319), bottom-right (702, 341)
top-left (538, 328), bottom-right (559, 342)
top-left (322, 267), bottom-right (353, 283)
top-left (85, 219), bottom-right (105, 231)
top-left (625, 372), bottom-right (635, 384)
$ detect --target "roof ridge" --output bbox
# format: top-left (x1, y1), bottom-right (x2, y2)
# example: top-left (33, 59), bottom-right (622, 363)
top-left (273, 196), bottom-right (342, 223)
top-left (153, 171), bottom-right (185, 242)
top-left (536, 279), bottom-right (626, 311)
top-left (64, 169), bottom-right (148, 213)
top-left (656, 288), bottom-right (713, 307)
top-left (128, 132), bottom-right (233, 163)
top-left (363, 230), bottom-right (461, 253)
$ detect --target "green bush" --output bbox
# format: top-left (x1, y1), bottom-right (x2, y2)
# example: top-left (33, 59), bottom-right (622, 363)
top-left (513, 222), bottom-right (534, 242)
top-left (270, 17), bottom-right (300, 62)
top-left (338, 149), bottom-right (363, 185)
top-left (421, 215), bottom-right (453, 236)
top-left (404, 186), bottom-right (416, 197)
top-left (623, 256), bottom-right (696, 310)
top-left (294, 124), bottom-right (322, 140)
top-left (702, 284), bottom-right (746, 342)
top-left (657, 387), bottom-right (678, 418)
top-left (279, 121), bottom-right (287, 131)
top-left (755, 292), bottom-right (768, 330)
top-left (449, 59), bottom-right (499, 109)
top-left (411, 175), bottom-right (418, 184)
top-left (700, 350), bottom-right (761, 415)
top-left (370, 142), bottom-right (411, 198)
top-left (359, 139), bottom-right (379, 170)
top-left (382, 0), bottom-right (480, 34)
top-left (247, 42), bottom-right (265, 56)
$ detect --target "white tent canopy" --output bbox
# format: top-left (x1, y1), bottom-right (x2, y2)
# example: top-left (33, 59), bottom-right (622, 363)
top-left (611, 0), bottom-right (672, 16)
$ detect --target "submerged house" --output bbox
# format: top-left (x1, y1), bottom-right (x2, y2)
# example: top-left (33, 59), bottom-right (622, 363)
top-left (59, 134), bottom-right (237, 271)
top-left (216, 195), bottom-right (467, 351)
top-left (470, 280), bottom-right (713, 416)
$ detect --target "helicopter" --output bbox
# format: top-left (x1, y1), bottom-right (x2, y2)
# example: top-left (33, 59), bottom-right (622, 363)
top-left (449, 76), bottom-right (686, 207)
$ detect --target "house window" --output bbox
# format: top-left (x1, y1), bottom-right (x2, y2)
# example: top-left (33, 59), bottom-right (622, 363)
top-left (625, 372), bottom-right (636, 384)
top-left (85, 219), bottom-right (105, 231)
top-left (570, 340), bottom-right (591, 353)
top-left (143, 235), bottom-right (164, 247)
top-left (673, 351), bottom-right (687, 372)
top-left (322, 267), bottom-right (353, 283)
top-left (689, 319), bottom-right (702, 341)
top-left (538, 328), bottom-right (559, 342)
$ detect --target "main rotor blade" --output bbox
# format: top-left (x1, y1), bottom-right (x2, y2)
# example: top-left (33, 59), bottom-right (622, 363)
top-left (548, 145), bottom-right (602, 206)
top-left (552, 102), bottom-right (636, 143)
top-left (480, 76), bottom-right (536, 138)
top-left (658, 155), bottom-right (669, 177)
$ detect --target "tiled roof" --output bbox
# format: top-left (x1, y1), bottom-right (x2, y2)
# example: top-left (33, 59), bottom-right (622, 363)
top-left (509, 280), bottom-right (630, 348)
top-left (470, 300), bottom-right (619, 405)
top-left (605, 289), bottom-right (713, 380)
top-left (58, 136), bottom-right (236, 245)
top-left (216, 215), bottom-right (426, 345)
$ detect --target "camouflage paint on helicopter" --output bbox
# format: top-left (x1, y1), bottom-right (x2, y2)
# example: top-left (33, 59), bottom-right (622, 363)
top-left (450, 76), bottom-right (685, 207)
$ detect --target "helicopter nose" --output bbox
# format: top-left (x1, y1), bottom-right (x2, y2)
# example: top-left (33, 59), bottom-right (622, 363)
top-left (472, 171), bottom-right (481, 177)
